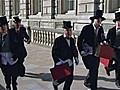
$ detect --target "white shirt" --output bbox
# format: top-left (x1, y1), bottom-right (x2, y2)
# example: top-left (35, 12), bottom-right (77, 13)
top-left (93, 24), bottom-right (100, 36)
top-left (116, 28), bottom-right (120, 35)
top-left (64, 34), bottom-right (70, 47)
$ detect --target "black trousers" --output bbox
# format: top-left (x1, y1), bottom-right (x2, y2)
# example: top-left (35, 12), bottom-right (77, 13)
top-left (53, 65), bottom-right (74, 90)
top-left (82, 55), bottom-right (100, 90)
top-left (108, 49), bottom-right (120, 81)
top-left (1, 63), bottom-right (19, 90)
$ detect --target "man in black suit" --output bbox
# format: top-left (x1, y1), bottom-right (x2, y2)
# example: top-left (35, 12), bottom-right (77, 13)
top-left (105, 12), bottom-right (120, 88)
top-left (0, 16), bottom-right (20, 90)
top-left (9, 16), bottom-right (30, 77)
top-left (77, 10), bottom-right (106, 90)
top-left (52, 21), bottom-right (79, 90)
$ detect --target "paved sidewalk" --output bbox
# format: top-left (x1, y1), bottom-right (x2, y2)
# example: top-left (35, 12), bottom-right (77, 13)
top-left (0, 44), bottom-right (119, 90)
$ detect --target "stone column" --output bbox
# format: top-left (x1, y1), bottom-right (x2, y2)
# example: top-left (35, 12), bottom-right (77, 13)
top-left (0, 0), bottom-right (5, 16)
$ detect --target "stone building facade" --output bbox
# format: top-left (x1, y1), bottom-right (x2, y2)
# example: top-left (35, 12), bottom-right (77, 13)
top-left (0, 0), bottom-right (120, 30)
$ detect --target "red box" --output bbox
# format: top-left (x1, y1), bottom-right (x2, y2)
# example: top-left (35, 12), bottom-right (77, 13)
top-left (100, 57), bottom-right (110, 67)
top-left (50, 63), bottom-right (71, 80)
top-left (98, 45), bottom-right (114, 60)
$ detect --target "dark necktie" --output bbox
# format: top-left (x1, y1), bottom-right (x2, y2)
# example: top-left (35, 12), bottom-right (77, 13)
top-left (2, 34), bottom-right (7, 42)
top-left (2, 34), bottom-right (7, 46)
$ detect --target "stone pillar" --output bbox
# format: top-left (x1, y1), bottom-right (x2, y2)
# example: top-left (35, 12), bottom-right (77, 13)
top-left (0, 0), bottom-right (5, 16)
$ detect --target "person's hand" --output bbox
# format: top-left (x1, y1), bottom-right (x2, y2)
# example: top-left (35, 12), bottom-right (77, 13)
top-left (103, 41), bottom-right (109, 45)
top-left (27, 39), bottom-right (31, 44)
top-left (56, 60), bottom-right (63, 65)
top-left (24, 39), bottom-right (31, 44)
top-left (100, 42), bottom-right (103, 45)
top-left (81, 51), bottom-right (87, 57)
top-left (11, 54), bottom-right (18, 61)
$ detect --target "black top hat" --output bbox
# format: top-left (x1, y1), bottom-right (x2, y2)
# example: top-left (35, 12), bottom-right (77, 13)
top-left (113, 12), bottom-right (120, 22)
top-left (62, 21), bottom-right (72, 29)
top-left (89, 10), bottom-right (106, 21)
top-left (0, 16), bottom-right (9, 26)
top-left (13, 16), bottom-right (21, 22)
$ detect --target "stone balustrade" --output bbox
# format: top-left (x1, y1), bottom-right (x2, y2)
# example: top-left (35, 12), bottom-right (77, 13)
top-left (8, 19), bottom-right (114, 47)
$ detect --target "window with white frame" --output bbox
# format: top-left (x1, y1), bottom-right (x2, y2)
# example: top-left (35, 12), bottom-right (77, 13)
top-left (38, 0), bottom-right (41, 12)
top-left (68, 0), bottom-right (74, 10)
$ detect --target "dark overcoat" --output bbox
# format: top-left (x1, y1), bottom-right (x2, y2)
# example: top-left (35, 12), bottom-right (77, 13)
top-left (107, 26), bottom-right (119, 47)
top-left (52, 35), bottom-right (78, 89)
top-left (9, 26), bottom-right (30, 59)
top-left (52, 35), bottom-right (78, 64)
top-left (77, 24), bottom-right (105, 54)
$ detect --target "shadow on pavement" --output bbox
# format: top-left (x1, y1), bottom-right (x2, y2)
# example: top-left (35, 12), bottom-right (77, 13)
top-left (0, 84), bottom-right (5, 90)
top-left (97, 87), bottom-right (120, 90)
top-left (25, 72), bottom-right (52, 81)
top-left (74, 75), bottom-right (115, 82)
top-left (25, 73), bottom-right (119, 90)
top-left (25, 72), bottom-right (115, 83)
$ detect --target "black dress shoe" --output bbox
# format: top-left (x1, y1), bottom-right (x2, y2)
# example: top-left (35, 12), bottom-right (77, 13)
top-left (105, 67), bottom-right (110, 76)
top-left (6, 85), bottom-right (11, 90)
top-left (6, 87), bottom-right (11, 90)
top-left (115, 80), bottom-right (120, 88)
top-left (13, 86), bottom-right (17, 90)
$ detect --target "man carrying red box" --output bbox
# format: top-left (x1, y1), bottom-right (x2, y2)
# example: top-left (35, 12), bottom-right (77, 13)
top-left (52, 21), bottom-right (79, 90)
top-left (106, 12), bottom-right (120, 88)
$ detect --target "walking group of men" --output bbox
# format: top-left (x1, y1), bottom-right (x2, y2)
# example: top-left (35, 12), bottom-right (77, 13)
top-left (0, 16), bottom-right (30, 90)
top-left (52, 10), bottom-right (120, 90)
top-left (0, 9), bottom-right (120, 90)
